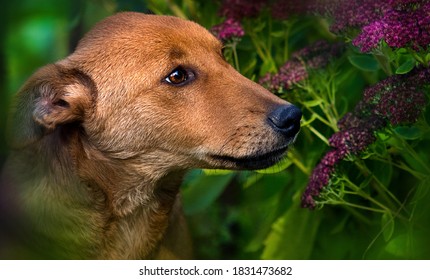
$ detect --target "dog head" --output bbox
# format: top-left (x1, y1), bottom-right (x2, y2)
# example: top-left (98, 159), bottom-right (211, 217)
top-left (8, 12), bottom-right (301, 173)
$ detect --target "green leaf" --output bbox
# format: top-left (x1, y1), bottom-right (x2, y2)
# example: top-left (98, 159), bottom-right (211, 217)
top-left (256, 156), bottom-right (292, 174)
top-left (381, 212), bottom-right (395, 242)
top-left (376, 131), bottom-right (391, 142)
top-left (300, 114), bottom-right (317, 127)
top-left (384, 231), bottom-right (430, 259)
top-left (394, 126), bottom-right (422, 140)
top-left (302, 99), bottom-right (323, 108)
top-left (260, 59), bottom-right (277, 76)
top-left (370, 151), bottom-right (393, 187)
top-left (395, 59), bottom-right (416, 74)
top-left (202, 169), bottom-right (233, 175)
top-left (397, 48), bottom-right (408, 54)
top-left (261, 191), bottom-right (321, 259)
top-left (242, 172), bottom-right (264, 189)
top-left (244, 173), bottom-right (292, 252)
top-left (241, 56), bottom-right (257, 77)
top-left (253, 20), bottom-right (266, 32)
top-left (270, 30), bottom-right (285, 38)
top-left (348, 55), bottom-right (379, 72)
top-left (237, 36), bottom-right (254, 51)
top-left (182, 173), bottom-right (234, 215)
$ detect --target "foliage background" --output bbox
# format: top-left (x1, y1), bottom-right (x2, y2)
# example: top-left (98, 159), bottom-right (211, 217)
top-left (1, 0), bottom-right (429, 259)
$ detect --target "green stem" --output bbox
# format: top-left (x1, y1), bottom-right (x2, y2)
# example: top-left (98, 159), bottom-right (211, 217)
top-left (343, 206), bottom-right (373, 224)
top-left (245, 19), bottom-right (274, 65)
top-left (283, 21), bottom-right (292, 62)
top-left (166, 0), bottom-right (188, 19)
top-left (247, 29), bottom-right (267, 62)
top-left (340, 201), bottom-right (387, 214)
top-left (232, 41), bottom-right (240, 71)
top-left (374, 53), bottom-right (393, 76)
top-left (246, 19), bottom-right (277, 73)
top-left (409, 50), bottom-right (426, 66)
top-left (394, 133), bottom-right (430, 174)
top-left (288, 151), bottom-right (310, 175)
top-left (304, 107), bottom-right (334, 129)
top-left (304, 86), bottom-right (339, 131)
top-left (323, 199), bottom-right (373, 223)
top-left (354, 160), bottom-right (404, 212)
top-left (324, 71), bottom-right (340, 120)
top-left (322, 190), bottom-right (383, 221)
top-left (372, 156), bottom-right (427, 181)
top-left (307, 126), bottom-right (330, 145)
top-left (267, 15), bottom-right (273, 58)
top-left (342, 176), bottom-right (391, 213)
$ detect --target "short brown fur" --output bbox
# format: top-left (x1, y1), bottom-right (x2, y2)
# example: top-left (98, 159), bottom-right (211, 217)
top-left (0, 12), bottom-right (299, 259)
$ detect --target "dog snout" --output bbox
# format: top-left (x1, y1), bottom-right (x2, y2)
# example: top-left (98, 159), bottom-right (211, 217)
top-left (267, 105), bottom-right (302, 138)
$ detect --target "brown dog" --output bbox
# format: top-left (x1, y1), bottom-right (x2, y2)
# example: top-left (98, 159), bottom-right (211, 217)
top-left (0, 12), bottom-right (301, 259)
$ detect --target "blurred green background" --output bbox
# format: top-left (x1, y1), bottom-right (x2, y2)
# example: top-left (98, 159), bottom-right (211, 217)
top-left (1, 0), bottom-right (109, 161)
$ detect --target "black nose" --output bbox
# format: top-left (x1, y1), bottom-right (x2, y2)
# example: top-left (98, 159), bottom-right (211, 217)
top-left (267, 105), bottom-right (302, 137)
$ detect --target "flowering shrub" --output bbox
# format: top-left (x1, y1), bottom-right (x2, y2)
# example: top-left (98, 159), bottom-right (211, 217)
top-left (259, 40), bottom-right (345, 92)
top-left (144, 0), bottom-right (430, 259)
top-left (302, 67), bottom-right (429, 209)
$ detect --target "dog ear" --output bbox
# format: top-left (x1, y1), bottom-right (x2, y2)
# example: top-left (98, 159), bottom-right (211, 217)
top-left (7, 64), bottom-right (96, 148)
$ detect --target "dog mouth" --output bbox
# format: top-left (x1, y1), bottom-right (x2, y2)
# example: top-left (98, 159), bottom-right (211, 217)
top-left (209, 145), bottom-right (289, 170)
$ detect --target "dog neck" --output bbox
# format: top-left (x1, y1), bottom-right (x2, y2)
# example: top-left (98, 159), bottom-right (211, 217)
top-left (7, 126), bottom-right (187, 259)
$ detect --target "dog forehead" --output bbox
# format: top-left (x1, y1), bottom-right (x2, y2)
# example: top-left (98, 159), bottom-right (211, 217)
top-left (140, 15), bottom-right (222, 57)
top-left (78, 12), bottom-right (221, 53)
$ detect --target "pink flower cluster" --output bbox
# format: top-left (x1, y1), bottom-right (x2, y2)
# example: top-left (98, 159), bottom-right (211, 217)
top-left (218, 0), bottom-right (319, 21)
top-left (259, 40), bottom-right (344, 92)
top-left (301, 115), bottom-right (384, 209)
top-left (320, 0), bottom-right (430, 52)
top-left (363, 71), bottom-right (428, 125)
top-left (219, 0), bottom-right (267, 20)
top-left (211, 18), bottom-right (245, 41)
top-left (270, 0), bottom-right (316, 20)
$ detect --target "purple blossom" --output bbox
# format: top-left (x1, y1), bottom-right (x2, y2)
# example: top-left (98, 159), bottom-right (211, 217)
top-left (337, 102), bottom-right (387, 131)
top-left (388, 0), bottom-right (427, 9)
top-left (321, 0), bottom-right (430, 52)
top-left (301, 127), bottom-right (378, 209)
top-left (292, 40), bottom-right (345, 64)
top-left (329, 128), bottom-right (377, 155)
top-left (259, 60), bottom-right (308, 92)
top-left (337, 102), bottom-right (371, 130)
top-left (337, 112), bottom-right (363, 130)
top-left (374, 89), bottom-right (426, 125)
top-left (352, 20), bottom-right (386, 52)
top-left (302, 67), bottom-right (429, 209)
top-left (270, 0), bottom-right (316, 20)
top-left (302, 117), bottom-right (381, 209)
top-left (211, 18), bottom-right (245, 41)
top-left (301, 152), bottom-right (339, 209)
top-left (259, 40), bottom-right (345, 92)
top-left (324, 0), bottom-right (389, 34)
top-left (219, 0), bottom-right (267, 20)
top-left (364, 68), bottom-right (428, 125)
top-left (383, 10), bottom-right (419, 48)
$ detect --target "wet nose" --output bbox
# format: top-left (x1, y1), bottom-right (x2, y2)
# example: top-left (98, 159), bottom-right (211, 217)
top-left (267, 105), bottom-right (302, 138)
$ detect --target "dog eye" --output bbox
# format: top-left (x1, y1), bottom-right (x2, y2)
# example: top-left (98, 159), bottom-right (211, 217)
top-left (165, 67), bottom-right (194, 85)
